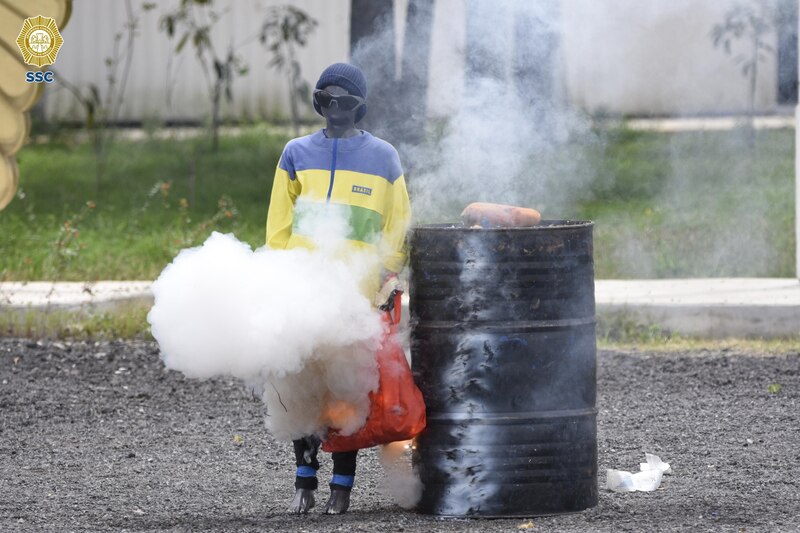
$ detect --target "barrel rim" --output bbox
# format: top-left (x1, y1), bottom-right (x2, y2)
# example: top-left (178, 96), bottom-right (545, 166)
top-left (412, 220), bottom-right (594, 232)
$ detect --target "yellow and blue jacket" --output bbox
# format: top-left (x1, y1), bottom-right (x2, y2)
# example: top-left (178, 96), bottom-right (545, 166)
top-left (266, 129), bottom-right (411, 290)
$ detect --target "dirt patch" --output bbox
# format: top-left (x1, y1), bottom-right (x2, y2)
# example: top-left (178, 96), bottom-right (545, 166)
top-left (1, 339), bottom-right (798, 532)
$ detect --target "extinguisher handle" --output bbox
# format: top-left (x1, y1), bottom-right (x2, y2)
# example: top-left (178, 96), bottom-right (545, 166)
top-left (390, 290), bottom-right (402, 325)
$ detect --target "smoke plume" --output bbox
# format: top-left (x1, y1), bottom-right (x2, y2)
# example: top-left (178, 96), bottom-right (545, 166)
top-left (147, 204), bottom-right (384, 441)
top-left (401, 0), bottom-right (599, 223)
top-left (379, 440), bottom-right (423, 509)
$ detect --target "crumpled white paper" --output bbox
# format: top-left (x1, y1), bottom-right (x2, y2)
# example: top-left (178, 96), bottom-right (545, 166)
top-left (640, 453), bottom-right (672, 475)
top-left (606, 453), bottom-right (672, 492)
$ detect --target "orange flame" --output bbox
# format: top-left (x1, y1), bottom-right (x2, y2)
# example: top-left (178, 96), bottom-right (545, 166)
top-left (324, 400), bottom-right (359, 429)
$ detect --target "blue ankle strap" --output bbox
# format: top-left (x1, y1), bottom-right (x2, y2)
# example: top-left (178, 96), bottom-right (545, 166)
top-left (331, 474), bottom-right (354, 487)
top-left (296, 466), bottom-right (317, 478)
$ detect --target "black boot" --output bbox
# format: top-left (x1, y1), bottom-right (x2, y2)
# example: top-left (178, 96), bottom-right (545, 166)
top-left (323, 488), bottom-right (351, 514)
top-left (324, 450), bottom-right (357, 514)
top-left (288, 488), bottom-right (315, 514)
top-left (289, 436), bottom-right (321, 514)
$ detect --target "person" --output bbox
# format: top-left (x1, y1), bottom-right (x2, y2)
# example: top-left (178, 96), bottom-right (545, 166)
top-left (265, 62), bottom-right (411, 514)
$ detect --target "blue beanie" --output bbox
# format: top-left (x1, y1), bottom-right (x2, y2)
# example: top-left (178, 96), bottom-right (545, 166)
top-left (314, 62), bottom-right (368, 124)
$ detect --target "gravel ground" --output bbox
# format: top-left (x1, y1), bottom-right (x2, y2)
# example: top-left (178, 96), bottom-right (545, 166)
top-left (1, 338), bottom-right (799, 532)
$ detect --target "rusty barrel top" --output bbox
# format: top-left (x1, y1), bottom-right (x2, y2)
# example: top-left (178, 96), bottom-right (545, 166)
top-left (409, 221), bottom-right (598, 517)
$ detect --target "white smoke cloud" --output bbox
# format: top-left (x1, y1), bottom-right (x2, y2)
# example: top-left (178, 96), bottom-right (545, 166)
top-left (147, 204), bottom-right (385, 441)
top-left (406, 0), bottom-right (599, 223)
top-left (379, 440), bottom-right (423, 509)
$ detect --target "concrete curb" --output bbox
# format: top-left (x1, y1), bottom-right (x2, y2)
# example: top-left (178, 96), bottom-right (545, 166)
top-left (2, 279), bottom-right (799, 338)
top-left (0, 282), bottom-right (153, 311)
top-left (598, 304), bottom-right (800, 338)
top-left (595, 278), bottom-right (800, 338)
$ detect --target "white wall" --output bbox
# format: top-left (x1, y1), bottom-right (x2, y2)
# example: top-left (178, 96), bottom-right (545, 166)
top-left (43, 0), bottom-right (350, 123)
top-left (42, 0), bottom-right (784, 122)
top-left (560, 0), bottom-right (780, 115)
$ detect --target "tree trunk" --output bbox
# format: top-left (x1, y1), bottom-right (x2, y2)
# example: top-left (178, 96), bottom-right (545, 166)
top-left (287, 42), bottom-right (301, 138)
top-left (748, 38), bottom-right (758, 147)
top-left (465, 1), bottom-right (562, 131)
top-left (288, 77), bottom-right (300, 138)
top-left (93, 129), bottom-right (105, 196)
top-left (350, 0), bottom-right (433, 178)
top-left (397, 0), bottom-right (434, 163)
top-left (349, 0), bottom-right (395, 136)
top-left (211, 83), bottom-right (221, 152)
top-left (189, 155), bottom-right (197, 208)
top-left (512, 0), bottom-right (561, 131)
top-left (464, 0), bottom-right (505, 86)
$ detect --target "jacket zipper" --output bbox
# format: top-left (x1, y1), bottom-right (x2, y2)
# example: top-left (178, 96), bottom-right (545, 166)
top-left (326, 138), bottom-right (338, 203)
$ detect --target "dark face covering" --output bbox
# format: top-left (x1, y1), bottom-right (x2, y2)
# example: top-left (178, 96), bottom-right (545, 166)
top-left (316, 85), bottom-right (363, 138)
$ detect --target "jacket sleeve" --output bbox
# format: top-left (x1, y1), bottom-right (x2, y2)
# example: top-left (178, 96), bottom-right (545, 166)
top-left (266, 147), bottom-right (300, 249)
top-left (380, 174), bottom-right (411, 273)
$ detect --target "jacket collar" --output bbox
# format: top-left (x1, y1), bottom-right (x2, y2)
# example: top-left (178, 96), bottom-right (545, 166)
top-left (310, 129), bottom-right (372, 151)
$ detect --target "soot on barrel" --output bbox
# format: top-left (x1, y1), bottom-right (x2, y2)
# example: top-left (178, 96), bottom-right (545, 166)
top-left (410, 221), bottom-right (598, 517)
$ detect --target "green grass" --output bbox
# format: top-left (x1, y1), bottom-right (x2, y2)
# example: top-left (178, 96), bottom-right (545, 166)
top-left (582, 126), bottom-right (795, 278)
top-left (596, 309), bottom-right (800, 352)
top-left (0, 301), bottom-right (152, 341)
top-left (2, 126), bottom-right (287, 280)
top-left (0, 123), bottom-right (795, 280)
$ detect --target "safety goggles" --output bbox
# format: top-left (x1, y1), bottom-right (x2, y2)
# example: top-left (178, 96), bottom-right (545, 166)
top-left (313, 90), bottom-right (365, 111)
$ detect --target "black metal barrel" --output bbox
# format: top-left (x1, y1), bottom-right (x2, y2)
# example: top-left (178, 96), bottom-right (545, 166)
top-left (410, 221), bottom-right (597, 517)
